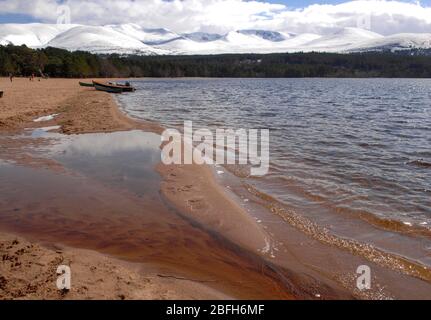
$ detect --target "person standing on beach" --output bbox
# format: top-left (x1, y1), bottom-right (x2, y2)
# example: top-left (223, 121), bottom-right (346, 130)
top-left (9, 73), bottom-right (13, 82)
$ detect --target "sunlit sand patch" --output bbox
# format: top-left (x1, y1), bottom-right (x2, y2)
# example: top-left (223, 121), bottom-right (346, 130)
top-left (33, 113), bottom-right (60, 122)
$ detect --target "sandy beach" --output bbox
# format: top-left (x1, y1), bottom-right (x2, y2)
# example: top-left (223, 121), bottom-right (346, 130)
top-left (0, 78), bottom-right (297, 300)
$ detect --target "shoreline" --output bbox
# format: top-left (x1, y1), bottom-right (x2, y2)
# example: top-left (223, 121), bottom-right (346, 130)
top-left (2, 78), bottom-right (430, 300)
top-left (0, 78), bottom-right (297, 300)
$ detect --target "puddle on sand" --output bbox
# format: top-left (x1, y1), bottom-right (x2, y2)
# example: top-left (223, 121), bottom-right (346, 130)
top-left (0, 129), bottom-right (295, 299)
top-left (51, 130), bottom-right (163, 200)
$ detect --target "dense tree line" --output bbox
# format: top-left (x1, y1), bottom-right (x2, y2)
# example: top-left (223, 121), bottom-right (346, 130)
top-left (1, 44), bottom-right (431, 78)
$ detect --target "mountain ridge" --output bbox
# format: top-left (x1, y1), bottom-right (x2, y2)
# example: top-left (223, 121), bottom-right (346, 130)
top-left (1, 23), bottom-right (430, 55)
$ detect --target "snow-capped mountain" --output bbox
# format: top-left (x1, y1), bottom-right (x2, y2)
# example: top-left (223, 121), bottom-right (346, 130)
top-left (0, 23), bottom-right (74, 47)
top-left (46, 25), bottom-right (168, 55)
top-left (1, 23), bottom-right (430, 55)
top-left (301, 27), bottom-right (383, 51)
top-left (351, 33), bottom-right (431, 52)
top-left (236, 30), bottom-right (292, 42)
top-left (182, 32), bottom-right (223, 43)
top-left (108, 24), bottom-right (179, 45)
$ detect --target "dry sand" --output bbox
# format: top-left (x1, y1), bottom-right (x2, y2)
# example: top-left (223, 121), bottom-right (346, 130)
top-left (0, 78), bottom-right (160, 134)
top-left (0, 78), bottom-right (293, 300)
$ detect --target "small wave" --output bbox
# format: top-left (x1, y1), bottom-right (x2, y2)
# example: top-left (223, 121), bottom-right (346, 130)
top-left (357, 142), bottom-right (386, 149)
top-left (358, 212), bottom-right (431, 240)
top-left (407, 159), bottom-right (431, 168)
top-left (258, 112), bottom-right (278, 117)
top-left (243, 183), bottom-right (431, 283)
top-left (173, 108), bottom-right (191, 113)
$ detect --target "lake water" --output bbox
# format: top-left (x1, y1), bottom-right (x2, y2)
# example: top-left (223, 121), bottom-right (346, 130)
top-left (117, 78), bottom-right (431, 268)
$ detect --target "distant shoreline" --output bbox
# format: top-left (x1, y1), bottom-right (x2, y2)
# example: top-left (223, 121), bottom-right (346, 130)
top-left (2, 45), bottom-right (431, 79)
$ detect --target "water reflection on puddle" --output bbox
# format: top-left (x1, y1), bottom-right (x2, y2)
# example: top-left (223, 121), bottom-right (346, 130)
top-left (34, 129), bottom-right (162, 199)
top-left (0, 129), bottom-right (180, 256)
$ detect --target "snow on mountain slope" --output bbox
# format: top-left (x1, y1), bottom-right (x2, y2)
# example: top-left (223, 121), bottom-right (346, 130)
top-left (182, 32), bottom-right (223, 43)
top-left (279, 34), bottom-right (322, 49)
top-left (152, 37), bottom-right (226, 55)
top-left (302, 27), bottom-right (384, 52)
top-left (222, 30), bottom-right (271, 46)
top-left (350, 33), bottom-right (431, 52)
top-left (154, 31), bottom-right (322, 54)
top-left (237, 30), bottom-right (292, 42)
top-left (108, 24), bottom-right (179, 45)
top-left (1, 23), bottom-right (430, 55)
top-left (0, 23), bottom-right (75, 47)
top-left (153, 32), bottom-right (270, 55)
top-left (46, 25), bottom-right (167, 55)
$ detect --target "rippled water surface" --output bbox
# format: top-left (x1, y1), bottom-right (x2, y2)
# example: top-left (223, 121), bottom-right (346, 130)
top-left (118, 78), bottom-right (431, 232)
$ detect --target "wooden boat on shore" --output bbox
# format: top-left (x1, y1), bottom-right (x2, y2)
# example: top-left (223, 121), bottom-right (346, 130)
top-left (79, 81), bottom-right (94, 87)
top-left (93, 82), bottom-right (123, 94)
top-left (92, 81), bottom-right (136, 93)
top-left (111, 82), bottom-right (136, 92)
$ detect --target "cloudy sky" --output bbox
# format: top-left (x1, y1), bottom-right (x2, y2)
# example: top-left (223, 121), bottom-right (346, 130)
top-left (0, 0), bottom-right (431, 35)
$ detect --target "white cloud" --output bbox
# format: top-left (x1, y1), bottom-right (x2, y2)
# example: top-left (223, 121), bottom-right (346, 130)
top-left (0, 0), bottom-right (431, 35)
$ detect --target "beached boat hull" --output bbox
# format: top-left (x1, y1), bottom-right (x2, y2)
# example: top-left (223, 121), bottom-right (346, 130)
top-left (93, 81), bottom-right (135, 93)
top-left (79, 82), bottom-right (94, 87)
top-left (94, 83), bottom-right (123, 94)
top-left (114, 84), bottom-right (136, 92)
top-left (119, 87), bottom-right (135, 92)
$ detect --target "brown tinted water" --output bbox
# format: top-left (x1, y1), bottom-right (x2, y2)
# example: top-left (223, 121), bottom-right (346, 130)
top-left (0, 129), bottom-right (327, 299)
